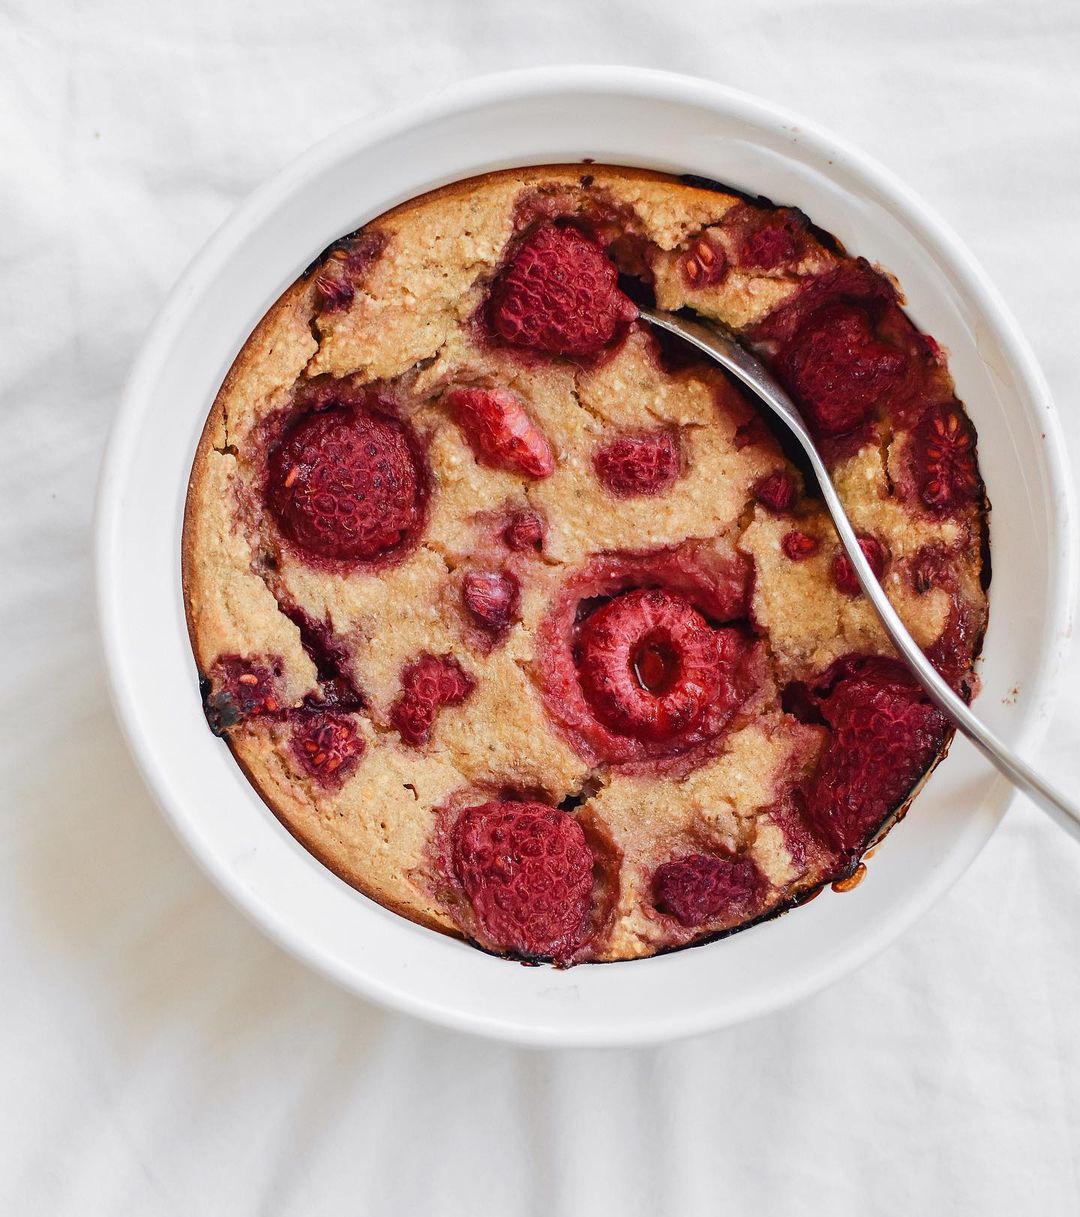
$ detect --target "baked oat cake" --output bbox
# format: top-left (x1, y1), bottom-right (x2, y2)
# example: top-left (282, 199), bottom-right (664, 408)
top-left (182, 165), bottom-right (988, 965)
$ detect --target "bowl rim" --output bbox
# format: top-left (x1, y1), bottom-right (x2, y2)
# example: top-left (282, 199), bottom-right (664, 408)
top-left (95, 65), bottom-right (1077, 1046)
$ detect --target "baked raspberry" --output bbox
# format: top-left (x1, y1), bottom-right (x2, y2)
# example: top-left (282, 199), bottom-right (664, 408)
top-left (451, 801), bottom-right (593, 962)
top-left (462, 570), bottom-right (520, 633)
top-left (537, 547), bottom-right (761, 770)
top-left (753, 259), bottom-right (899, 346)
top-left (203, 656), bottom-right (281, 733)
top-left (315, 272), bottom-right (353, 311)
top-left (908, 543), bottom-right (960, 599)
top-left (777, 302), bottom-right (907, 437)
top-left (740, 216), bottom-right (802, 270)
top-left (682, 236), bottom-right (727, 287)
top-left (577, 588), bottom-right (732, 742)
top-left (446, 387), bottom-right (555, 478)
top-left (782, 531), bottom-right (820, 560)
top-left (488, 222), bottom-right (637, 358)
top-left (391, 655), bottom-right (475, 746)
top-left (910, 405), bottom-right (979, 512)
top-left (733, 416), bottom-right (769, 450)
top-left (753, 472), bottom-right (797, 513)
top-left (503, 509), bottom-right (545, 552)
top-left (267, 402), bottom-right (424, 562)
top-left (805, 656), bottom-right (948, 855)
top-left (313, 232), bottom-right (385, 312)
top-left (593, 430), bottom-right (681, 497)
top-left (832, 535), bottom-right (888, 596)
top-left (906, 548), bottom-right (984, 697)
top-left (291, 712), bottom-right (365, 783)
top-left (926, 600), bottom-right (982, 699)
top-left (766, 789), bottom-right (821, 877)
top-left (653, 851), bottom-right (766, 927)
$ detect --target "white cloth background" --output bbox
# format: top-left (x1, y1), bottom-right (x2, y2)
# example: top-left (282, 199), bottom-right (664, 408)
top-left (3, 1), bottom-right (1079, 1213)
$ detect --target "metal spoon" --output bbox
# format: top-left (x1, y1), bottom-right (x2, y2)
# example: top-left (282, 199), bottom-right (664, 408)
top-left (639, 304), bottom-right (1080, 841)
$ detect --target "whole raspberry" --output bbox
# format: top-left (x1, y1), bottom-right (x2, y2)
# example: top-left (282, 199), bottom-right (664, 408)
top-left (805, 656), bottom-right (948, 854)
top-left (391, 654), bottom-right (474, 746)
top-left (534, 546), bottom-right (759, 767)
top-left (291, 712), bottom-right (365, 783)
top-left (777, 302), bottom-right (907, 437)
top-left (782, 530), bottom-right (820, 561)
top-left (653, 851), bottom-right (766, 927)
top-left (446, 387), bottom-right (555, 478)
top-left (462, 570), bottom-right (520, 633)
top-left (451, 801), bottom-right (593, 961)
top-left (204, 656), bottom-right (281, 733)
top-left (682, 236), bottom-right (727, 287)
top-left (593, 430), bottom-right (681, 498)
top-left (752, 471), bottom-right (797, 514)
top-left (267, 404), bottom-right (424, 562)
top-left (832, 535), bottom-right (888, 596)
top-left (488, 222), bottom-right (638, 358)
top-left (576, 588), bottom-right (734, 742)
top-left (503, 509), bottom-right (545, 552)
top-left (910, 405), bottom-right (979, 512)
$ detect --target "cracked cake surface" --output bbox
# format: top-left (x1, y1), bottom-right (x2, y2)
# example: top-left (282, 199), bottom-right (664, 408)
top-left (182, 165), bottom-right (988, 964)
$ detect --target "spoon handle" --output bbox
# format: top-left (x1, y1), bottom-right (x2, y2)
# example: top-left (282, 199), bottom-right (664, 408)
top-left (812, 452), bottom-right (1080, 841)
top-left (640, 306), bottom-right (1080, 841)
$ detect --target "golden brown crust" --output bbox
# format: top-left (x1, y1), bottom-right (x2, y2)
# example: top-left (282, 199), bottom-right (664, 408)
top-left (181, 164), bottom-right (988, 963)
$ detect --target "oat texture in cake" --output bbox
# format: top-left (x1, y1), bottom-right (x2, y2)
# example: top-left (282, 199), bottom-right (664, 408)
top-left (183, 166), bottom-right (988, 964)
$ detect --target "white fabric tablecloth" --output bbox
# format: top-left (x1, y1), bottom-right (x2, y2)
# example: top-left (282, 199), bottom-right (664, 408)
top-left (3, 2), bottom-right (1079, 1212)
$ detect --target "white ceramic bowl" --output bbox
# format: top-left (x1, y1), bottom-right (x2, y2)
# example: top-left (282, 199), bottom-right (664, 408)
top-left (96, 67), bottom-right (1075, 1046)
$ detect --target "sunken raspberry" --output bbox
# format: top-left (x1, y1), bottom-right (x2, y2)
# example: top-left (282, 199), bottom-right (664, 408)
top-left (503, 509), bottom-right (545, 552)
top-left (739, 214), bottom-right (803, 270)
top-left (291, 712), bottom-right (365, 783)
top-left (313, 232), bottom-right (385, 312)
top-left (446, 387), bottom-right (555, 478)
top-left (203, 656), bottom-right (281, 733)
top-left (577, 588), bottom-right (731, 742)
top-left (733, 416), bottom-right (769, 450)
top-left (391, 654), bottom-right (474, 746)
top-left (267, 403), bottom-right (424, 563)
top-left (593, 430), bottom-right (681, 497)
top-left (831, 535), bottom-right (888, 596)
top-left (451, 801), bottom-right (593, 961)
top-left (782, 531), bottom-right (820, 561)
top-left (488, 222), bottom-right (637, 358)
top-left (462, 570), bottom-right (520, 634)
top-left (752, 471), bottom-right (797, 514)
top-left (911, 405), bottom-right (980, 512)
top-left (314, 271), bottom-right (354, 311)
top-left (777, 302), bottom-right (907, 437)
top-left (926, 600), bottom-right (982, 698)
top-left (909, 543), bottom-right (953, 595)
top-left (906, 546), bottom-right (982, 695)
top-left (682, 236), bottom-right (727, 287)
top-left (653, 851), bottom-right (766, 927)
top-left (805, 656), bottom-right (948, 855)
